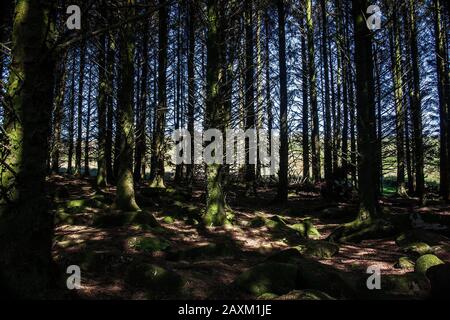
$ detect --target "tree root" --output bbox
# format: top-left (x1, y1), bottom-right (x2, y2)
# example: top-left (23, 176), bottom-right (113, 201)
top-left (327, 218), bottom-right (396, 243)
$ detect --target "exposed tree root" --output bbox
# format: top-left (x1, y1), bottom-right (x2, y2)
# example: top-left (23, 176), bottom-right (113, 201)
top-left (327, 218), bottom-right (396, 243)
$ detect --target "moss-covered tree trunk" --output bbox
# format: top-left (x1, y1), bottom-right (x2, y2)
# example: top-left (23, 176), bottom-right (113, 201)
top-left (149, 0), bottom-right (168, 189)
top-left (0, 0), bottom-right (57, 298)
top-left (115, 0), bottom-right (139, 211)
top-left (203, 0), bottom-right (227, 226)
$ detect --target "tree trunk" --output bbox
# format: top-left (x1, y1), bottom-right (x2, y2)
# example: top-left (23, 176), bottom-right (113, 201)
top-left (0, 0), bottom-right (57, 298)
top-left (186, 0), bottom-right (196, 183)
top-left (115, 0), bottom-right (139, 211)
top-left (149, 0), bottom-right (168, 189)
top-left (75, 42), bottom-right (86, 176)
top-left (300, 10), bottom-right (309, 181)
top-left (277, 0), bottom-right (289, 202)
top-left (203, 0), bottom-right (227, 226)
top-left (306, 0), bottom-right (321, 183)
top-left (97, 30), bottom-right (108, 186)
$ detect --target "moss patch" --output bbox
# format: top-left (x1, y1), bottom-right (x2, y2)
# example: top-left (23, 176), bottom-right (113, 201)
top-left (415, 254), bottom-right (444, 275)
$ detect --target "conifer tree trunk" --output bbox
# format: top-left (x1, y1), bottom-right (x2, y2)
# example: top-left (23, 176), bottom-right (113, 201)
top-left (97, 30), bottom-right (108, 186)
top-left (75, 42), bottom-right (86, 176)
top-left (300, 10), bottom-right (310, 181)
top-left (115, 0), bottom-right (139, 211)
top-left (150, 0), bottom-right (168, 189)
top-left (186, 0), bottom-right (196, 183)
top-left (0, 0), bottom-right (57, 298)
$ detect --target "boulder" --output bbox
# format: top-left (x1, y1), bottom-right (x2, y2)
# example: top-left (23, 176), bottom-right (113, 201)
top-left (303, 241), bottom-right (339, 259)
top-left (426, 263), bottom-right (450, 299)
top-left (234, 262), bottom-right (298, 296)
top-left (415, 254), bottom-right (444, 275)
top-left (125, 263), bottom-right (184, 296)
top-left (402, 242), bottom-right (433, 256)
top-left (394, 257), bottom-right (415, 269)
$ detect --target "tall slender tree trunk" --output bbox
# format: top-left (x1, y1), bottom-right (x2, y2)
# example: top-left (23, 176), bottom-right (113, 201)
top-left (67, 53), bottom-right (76, 175)
top-left (84, 65), bottom-right (92, 177)
top-left (306, 0), bottom-right (321, 182)
top-left (186, 0), bottom-right (196, 183)
top-left (134, 18), bottom-right (149, 183)
top-left (105, 33), bottom-right (115, 183)
top-left (390, 3), bottom-right (407, 196)
top-left (244, 0), bottom-right (256, 194)
top-left (75, 42), bottom-right (86, 176)
top-left (434, 0), bottom-right (450, 201)
top-left (321, 0), bottom-right (333, 191)
top-left (265, 12), bottom-right (273, 169)
top-left (300, 11), bottom-right (310, 181)
top-left (407, 0), bottom-right (425, 201)
top-left (51, 52), bottom-right (68, 173)
top-left (277, 0), bottom-right (289, 202)
top-left (150, 0), bottom-right (168, 189)
top-left (97, 29), bottom-right (108, 186)
top-left (353, 0), bottom-right (379, 220)
top-left (0, 0), bottom-right (57, 298)
top-left (115, 0), bottom-right (139, 211)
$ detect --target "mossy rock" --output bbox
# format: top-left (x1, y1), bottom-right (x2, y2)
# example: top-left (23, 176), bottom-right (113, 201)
top-left (373, 273), bottom-right (431, 299)
top-left (426, 263), bottom-right (450, 299)
top-left (289, 220), bottom-right (321, 239)
top-left (80, 250), bottom-right (120, 273)
top-left (275, 289), bottom-right (336, 300)
top-left (396, 230), bottom-right (449, 247)
top-left (65, 198), bottom-right (107, 213)
top-left (257, 293), bottom-right (279, 300)
top-left (394, 257), bottom-right (415, 269)
top-left (167, 242), bottom-right (236, 261)
top-left (402, 242), bottom-right (433, 256)
top-left (415, 254), bottom-right (444, 275)
top-left (128, 237), bottom-right (171, 253)
top-left (162, 216), bottom-right (175, 224)
top-left (234, 262), bottom-right (298, 296)
top-left (250, 216), bottom-right (267, 228)
top-left (125, 263), bottom-right (184, 295)
top-left (303, 241), bottom-right (339, 259)
top-left (266, 247), bottom-right (304, 264)
top-left (93, 211), bottom-right (159, 228)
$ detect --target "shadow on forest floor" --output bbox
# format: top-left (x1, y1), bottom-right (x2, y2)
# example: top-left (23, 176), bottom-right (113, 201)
top-left (48, 175), bottom-right (450, 299)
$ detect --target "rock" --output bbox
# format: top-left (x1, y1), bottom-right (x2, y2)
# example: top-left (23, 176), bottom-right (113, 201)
top-left (396, 230), bottom-right (450, 247)
top-left (125, 263), bottom-right (184, 295)
top-left (402, 242), bottom-right (433, 256)
top-left (275, 290), bottom-right (336, 300)
top-left (266, 247), bottom-right (304, 264)
top-left (234, 262), bottom-right (298, 296)
top-left (257, 293), bottom-right (279, 300)
top-left (426, 263), bottom-right (450, 299)
top-left (373, 273), bottom-right (431, 299)
top-left (289, 220), bottom-right (321, 239)
top-left (127, 237), bottom-right (171, 253)
top-left (394, 257), bottom-right (415, 269)
top-left (415, 254), bottom-right (444, 275)
top-left (303, 241), bottom-right (339, 259)
top-left (163, 216), bottom-right (174, 224)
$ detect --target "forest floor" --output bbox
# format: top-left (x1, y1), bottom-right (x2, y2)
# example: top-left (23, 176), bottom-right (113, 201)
top-left (49, 175), bottom-right (450, 300)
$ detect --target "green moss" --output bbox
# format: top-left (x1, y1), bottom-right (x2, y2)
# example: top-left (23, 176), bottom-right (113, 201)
top-left (303, 241), bottom-right (339, 259)
top-left (415, 254), bottom-right (444, 275)
top-left (128, 236), bottom-right (171, 253)
top-left (163, 216), bottom-right (174, 224)
top-left (234, 262), bottom-right (298, 296)
top-left (257, 293), bottom-right (279, 300)
top-left (289, 220), bottom-right (321, 239)
top-left (125, 263), bottom-right (184, 296)
top-left (394, 257), bottom-right (415, 269)
top-left (275, 290), bottom-right (336, 300)
top-left (402, 242), bottom-right (432, 256)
